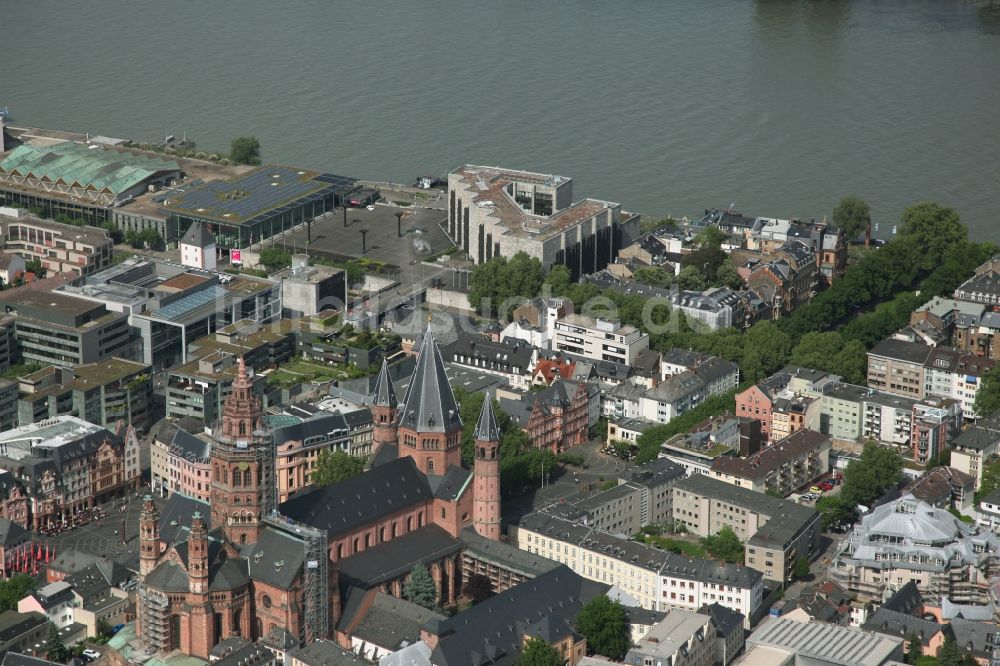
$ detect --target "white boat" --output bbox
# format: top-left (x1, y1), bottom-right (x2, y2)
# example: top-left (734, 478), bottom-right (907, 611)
top-left (0, 107), bottom-right (8, 118)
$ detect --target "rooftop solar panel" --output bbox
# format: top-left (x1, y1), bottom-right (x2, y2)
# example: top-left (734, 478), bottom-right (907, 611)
top-left (163, 166), bottom-right (356, 225)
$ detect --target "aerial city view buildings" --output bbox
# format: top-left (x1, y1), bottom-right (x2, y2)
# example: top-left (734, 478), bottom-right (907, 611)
top-left (0, 3), bottom-right (999, 666)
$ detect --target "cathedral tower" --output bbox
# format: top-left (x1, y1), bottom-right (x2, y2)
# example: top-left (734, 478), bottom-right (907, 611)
top-left (473, 393), bottom-right (501, 541)
top-left (370, 358), bottom-right (398, 448)
top-left (397, 324), bottom-right (463, 476)
top-left (210, 357), bottom-right (267, 545)
top-left (139, 495), bottom-right (159, 578)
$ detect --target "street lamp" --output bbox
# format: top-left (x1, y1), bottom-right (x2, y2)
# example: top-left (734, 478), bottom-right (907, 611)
top-left (395, 211), bottom-right (404, 238)
top-left (358, 229), bottom-right (369, 255)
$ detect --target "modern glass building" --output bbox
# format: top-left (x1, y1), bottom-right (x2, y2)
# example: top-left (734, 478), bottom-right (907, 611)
top-left (161, 166), bottom-right (358, 249)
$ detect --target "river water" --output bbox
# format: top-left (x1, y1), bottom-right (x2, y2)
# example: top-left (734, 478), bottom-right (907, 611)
top-left (2, 0), bottom-right (999, 238)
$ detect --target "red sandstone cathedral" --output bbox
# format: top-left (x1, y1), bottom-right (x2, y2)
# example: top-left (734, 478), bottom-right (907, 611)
top-left (137, 325), bottom-right (502, 658)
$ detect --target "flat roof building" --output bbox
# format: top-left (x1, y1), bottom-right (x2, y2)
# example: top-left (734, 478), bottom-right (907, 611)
top-left (0, 212), bottom-right (113, 276)
top-left (161, 165), bottom-right (357, 248)
top-left (447, 165), bottom-right (640, 279)
top-left (0, 288), bottom-right (137, 368)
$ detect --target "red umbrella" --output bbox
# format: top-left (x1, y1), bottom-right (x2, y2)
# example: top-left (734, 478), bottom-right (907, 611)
top-left (45, 546), bottom-right (50, 563)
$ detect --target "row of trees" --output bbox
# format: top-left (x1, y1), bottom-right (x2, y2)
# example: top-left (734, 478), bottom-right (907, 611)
top-left (124, 228), bottom-right (164, 251)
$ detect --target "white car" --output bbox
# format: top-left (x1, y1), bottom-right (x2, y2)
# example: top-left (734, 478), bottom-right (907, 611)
top-left (83, 650), bottom-right (101, 660)
top-left (366, 204), bottom-right (375, 211)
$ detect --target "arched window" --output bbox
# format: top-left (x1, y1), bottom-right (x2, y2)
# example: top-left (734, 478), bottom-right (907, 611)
top-left (222, 468), bottom-right (228, 484)
top-left (479, 447), bottom-right (486, 458)
top-left (244, 469), bottom-right (252, 486)
top-left (427, 458), bottom-right (435, 473)
top-left (379, 527), bottom-right (386, 543)
top-left (353, 537), bottom-right (360, 553)
top-left (365, 533), bottom-right (371, 548)
top-left (233, 471), bottom-right (242, 487)
top-left (336, 544), bottom-right (343, 560)
top-left (239, 421), bottom-right (247, 436)
top-left (406, 516), bottom-right (413, 531)
top-left (214, 465), bottom-right (220, 482)
top-left (417, 512), bottom-right (424, 527)
top-left (392, 522), bottom-right (398, 538)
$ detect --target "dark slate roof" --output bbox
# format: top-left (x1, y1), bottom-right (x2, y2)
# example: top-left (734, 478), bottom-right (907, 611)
top-left (367, 443), bottom-right (398, 469)
top-left (474, 393), bottom-right (500, 442)
top-left (428, 465), bottom-right (472, 501)
top-left (214, 644), bottom-right (277, 666)
top-left (171, 427), bottom-right (210, 463)
top-left (143, 561), bottom-right (191, 592)
top-left (881, 581), bottom-right (923, 615)
top-left (246, 525), bottom-right (307, 590)
top-left (291, 640), bottom-right (368, 666)
top-left (445, 334), bottom-right (533, 374)
top-left (0, 518), bottom-right (29, 546)
top-left (699, 602), bottom-right (745, 637)
top-left (48, 549), bottom-right (99, 576)
top-left (425, 565), bottom-right (609, 666)
top-left (863, 608), bottom-right (941, 643)
top-left (946, 619), bottom-right (996, 658)
top-left (278, 456), bottom-right (432, 538)
top-left (273, 411), bottom-right (360, 448)
top-left (371, 358), bottom-right (397, 408)
top-left (341, 591), bottom-right (445, 650)
top-left (158, 493), bottom-right (211, 543)
top-left (398, 324), bottom-right (462, 434)
top-left (868, 338), bottom-right (933, 365)
top-left (338, 525), bottom-right (462, 589)
top-left (0, 611), bottom-right (46, 644)
top-left (210, 636), bottom-right (253, 659)
top-left (180, 221), bottom-right (214, 248)
top-left (460, 526), bottom-right (560, 578)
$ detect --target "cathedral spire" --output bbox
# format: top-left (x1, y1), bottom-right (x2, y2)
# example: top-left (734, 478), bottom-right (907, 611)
top-left (474, 393), bottom-right (501, 442)
top-left (372, 357), bottom-right (397, 407)
top-left (398, 324), bottom-right (461, 434)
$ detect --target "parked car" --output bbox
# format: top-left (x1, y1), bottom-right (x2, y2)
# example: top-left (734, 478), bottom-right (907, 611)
top-left (819, 481), bottom-right (834, 491)
top-left (82, 650), bottom-right (101, 661)
top-left (809, 486), bottom-right (824, 494)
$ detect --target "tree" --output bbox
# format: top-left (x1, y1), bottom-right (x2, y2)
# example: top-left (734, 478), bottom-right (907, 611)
top-left (259, 248), bottom-right (292, 271)
top-left (899, 202), bottom-right (966, 271)
top-left (715, 261), bottom-right (744, 289)
top-left (312, 449), bottom-right (366, 487)
top-left (521, 637), bottom-right (563, 666)
top-left (842, 443), bottom-right (902, 506)
top-left (467, 252), bottom-right (544, 318)
top-left (741, 321), bottom-right (792, 382)
top-left (675, 265), bottom-right (707, 291)
top-left (790, 331), bottom-right (867, 384)
top-left (633, 266), bottom-right (675, 289)
top-left (937, 634), bottom-right (962, 666)
top-left (45, 622), bottom-right (67, 663)
top-left (700, 526), bottom-right (745, 563)
top-left (465, 573), bottom-right (493, 604)
top-left (0, 574), bottom-right (37, 611)
top-left (974, 363), bottom-right (1000, 418)
top-left (542, 264), bottom-right (572, 296)
top-left (816, 494), bottom-right (856, 530)
top-left (905, 633), bottom-right (924, 664)
top-left (230, 136), bottom-right (262, 165)
top-left (575, 596), bottom-right (630, 660)
top-left (832, 196), bottom-right (871, 242)
top-left (978, 459), bottom-right (1000, 501)
top-left (404, 564), bottom-right (438, 610)
top-left (793, 556), bottom-right (810, 581)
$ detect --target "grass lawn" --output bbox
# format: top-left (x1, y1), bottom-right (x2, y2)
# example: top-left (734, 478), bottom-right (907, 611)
top-left (636, 533), bottom-right (707, 559)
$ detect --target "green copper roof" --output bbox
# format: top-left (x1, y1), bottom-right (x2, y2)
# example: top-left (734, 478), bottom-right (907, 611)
top-left (0, 142), bottom-right (180, 195)
top-left (264, 414), bottom-right (302, 428)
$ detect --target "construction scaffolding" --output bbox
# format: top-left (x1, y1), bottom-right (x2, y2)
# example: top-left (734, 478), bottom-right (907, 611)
top-left (264, 514), bottom-right (329, 644)
top-left (138, 585), bottom-right (170, 653)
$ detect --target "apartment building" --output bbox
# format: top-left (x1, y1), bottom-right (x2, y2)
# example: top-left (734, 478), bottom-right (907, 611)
top-left (16, 359), bottom-right (153, 433)
top-left (922, 346), bottom-right (995, 418)
top-left (446, 333), bottom-right (534, 389)
top-left (672, 474), bottom-right (821, 584)
top-left (624, 610), bottom-right (717, 666)
top-left (950, 415), bottom-right (1000, 491)
top-left (770, 393), bottom-right (821, 443)
top-left (708, 429), bottom-right (832, 496)
top-left (0, 289), bottom-right (136, 368)
top-left (0, 380), bottom-right (16, 432)
top-left (866, 339), bottom-right (932, 398)
top-left (523, 379), bottom-right (595, 453)
top-left (818, 383), bottom-right (870, 441)
top-left (0, 213), bottom-right (113, 276)
top-left (150, 419), bottom-right (212, 501)
top-left (659, 417), bottom-right (742, 476)
top-left (553, 313), bottom-right (649, 365)
top-left (0, 416), bottom-right (140, 529)
top-left (546, 458), bottom-right (685, 535)
top-left (641, 357), bottom-right (739, 424)
top-left (735, 366), bottom-right (836, 442)
top-left (273, 409), bottom-right (374, 503)
top-left (514, 512), bottom-right (764, 623)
